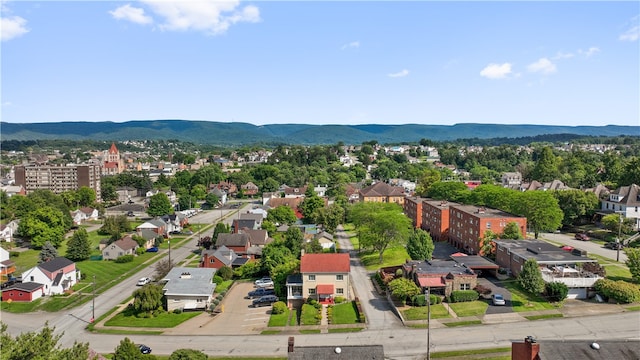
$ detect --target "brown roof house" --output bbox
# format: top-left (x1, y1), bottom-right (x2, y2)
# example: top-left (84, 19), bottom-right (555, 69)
top-left (102, 236), bottom-right (139, 260)
top-left (359, 182), bottom-right (406, 205)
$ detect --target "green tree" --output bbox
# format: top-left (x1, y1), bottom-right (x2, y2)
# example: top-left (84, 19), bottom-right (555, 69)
top-left (518, 259), bottom-right (545, 295)
top-left (169, 349), bottom-right (207, 360)
top-left (350, 202), bottom-right (412, 263)
top-left (132, 284), bottom-right (164, 314)
top-left (314, 204), bottom-right (345, 234)
top-left (514, 191), bottom-right (563, 238)
top-left (406, 229), bottom-right (434, 261)
top-left (553, 189), bottom-right (599, 226)
top-left (205, 192), bottom-right (220, 207)
top-left (266, 205), bottom-right (297, 225)
top-left (190, 184), bottom-right (207, 200)
top-left (213, 222), bottom-right (230, 240)
top-left (480, 230), bottom-right (497, 258)
top-left (65, 228), bottom-right (91, 261)
top-left (501, 222), bottom-right (523, 239)
top-left (38, 241), bottom-right (59, 263)
top-left (113, 337), bottom-right (143, 360)
top-left (19, 206), bottom-right (67, 248)
top-left (284, 226), bottom-right (304, 258)
top-left (425, 181), bottom-right (470, 202)
top-left (0, 322), bottom-right (89, 360)
top-left (531, 146), bottom-right (560, 182)
top-left (177, 195), bottom-right (194, 211)
top-left (261, 239), bottom-right (296, 274)
top-left (101, 182), bottom-right (117, 202)
top-left (601, 214), bottom-right (635, 236)
top-left (217, 266), bottom-right (233, 281)
top-left (545, 282), bottom-right (569, 302)
top-left (388, 277), bottom-right (421, 303)
top-left (76, 186), bottom-right (96, 207)
top-left (300, 189), bottom-right (324, 224)
top-left (147, 193), bottom-right (173, 217)
top-left (624, 248), bottom-right (640, 283)
top-left (415, 168), bottom-right (441, 196)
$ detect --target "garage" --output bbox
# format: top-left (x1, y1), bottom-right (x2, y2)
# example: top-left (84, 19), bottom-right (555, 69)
top-left (567, 288), bottom-right (587, 300)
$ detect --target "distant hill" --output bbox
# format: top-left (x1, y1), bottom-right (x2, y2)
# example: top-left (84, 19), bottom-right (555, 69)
top-left (0, 120), bottom-right (637, 145)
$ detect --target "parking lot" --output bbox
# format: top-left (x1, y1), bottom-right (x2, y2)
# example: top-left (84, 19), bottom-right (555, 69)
top-left (165, 281), bottom-right (272, 335)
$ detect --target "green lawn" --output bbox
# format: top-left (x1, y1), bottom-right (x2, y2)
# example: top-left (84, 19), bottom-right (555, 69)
top-left (360, 245), bottom-right (410, 271)
top-left (104, 308), bottom-right (201, 328)
top-left (331, 302), bottom-right (359, 324)
top-left (328, 327), bottom-right (364, 333)
top-left (289, 310), bottom-right (298, 326)
top-left (401, 304), bottom-right (451, 320)
top-left (300, 304), bottom-right (320, 325)
top-left (501, 281), bottom-right (556, 312)
top-left (443, 320), bottom-right (482, 327)
top-left (268, 308), bottom-right (289, 327)
top-left (448, 301), bottom-right (489, 317)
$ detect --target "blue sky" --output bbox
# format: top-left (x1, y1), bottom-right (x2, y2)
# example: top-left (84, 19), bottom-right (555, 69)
top-left (1, 1), bottom-right (639, 127)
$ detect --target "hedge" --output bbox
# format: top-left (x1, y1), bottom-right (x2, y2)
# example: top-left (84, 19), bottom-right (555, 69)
top-left (272, 301), bottom-right (287, 315)
top-left (114, 254), bottom-right (134, 263)
top-left (594, 279), bottom-right (640, 304)
top-left (410, 294), bottom-right (442, 306)
top-left (449, 290), bottom-right (479, 303)
top-left (545, 282), bottom-right (569, 302)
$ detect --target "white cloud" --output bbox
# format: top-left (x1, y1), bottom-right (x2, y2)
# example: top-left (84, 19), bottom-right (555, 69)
top-left (387, 69), bottom-right (409, 78)
top-left (139, 0), bottom-right (261, 35)
top-left (341, 41), bottom-right (360, 50)
top-left (1, 15), bottom-right (29, 41)
top-left (109, 4), bottom-right (153, 25)
top-left (578, 47), bottom-right (600, 57)
top-left (553, 51), bottom-right (574, 60)
top-left (527, 58), bottom-right (557, 75)
top-left (619, 16), bottom-right (639, 42)
top-left (479, 63), bottom-right (512, 79)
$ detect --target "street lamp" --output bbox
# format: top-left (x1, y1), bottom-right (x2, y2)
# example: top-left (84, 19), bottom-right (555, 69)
top-left (425, 287), bottom-right (431, 360)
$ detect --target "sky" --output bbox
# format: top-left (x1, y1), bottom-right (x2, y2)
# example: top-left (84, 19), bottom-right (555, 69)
top-left (1, 1), bottom-right (639, 127)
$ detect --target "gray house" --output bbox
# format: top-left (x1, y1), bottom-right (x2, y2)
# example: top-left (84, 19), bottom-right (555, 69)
top-left (162, 267), bottom-right (217, 312)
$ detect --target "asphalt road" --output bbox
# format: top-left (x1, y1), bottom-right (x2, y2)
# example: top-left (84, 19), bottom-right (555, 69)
top-left (538, 232), bottom-right (628, 262)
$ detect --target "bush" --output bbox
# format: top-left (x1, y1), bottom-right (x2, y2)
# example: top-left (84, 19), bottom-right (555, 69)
top-left (334, 296), bottom-right (346, 304)
top-left (395, 268), bottom-right (404, 277)
top-left (474, 284), bottom-right (492, 296)
top-left (218, 266), bottom-right (233, 281)
top-left (594, 279), bottom-right (640, 304)
top-left (135, 247), bottom-right (146, 255)
top-left (430, 295), bottom-right (442, 304)
top-left (213, 275), bottom-right (224, 285)
top-left (9, 251), bottom-right (19, 258)
top-left (272, 301), bottom-right (287, 315)
top-left (545, 282), bottom-right (569, 302)
top-left (169, 349), bottom-right (207, 360)
top-left (114, 254), bottom-right (134, 263)
top-left (449, 290), bottom-right (479, 303)
top-left (354, 298), bottom-right (365, 323)
top-left (412, 294), bottom-right (427, 306)
top-left (173, 308), bottom-right (183, 314)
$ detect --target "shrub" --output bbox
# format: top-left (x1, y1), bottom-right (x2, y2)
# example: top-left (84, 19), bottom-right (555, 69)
top-left (412, 294), bottom-right (427, 306)
top-left (395, 268), bottom-right (404, 277)
top-left (474, 284), bottom-right (492, 296)
top-left (272, 301), bottom-right (287, 315)
top-left (545, 282), bottom-right (569, 302)
top-left (430, 295), bottom-right (442, 304)
top-left (114, 254), bottom-right (134, 263)
top-left (218, 266), bottom-right (233, 281)
top-left (173, 308), bottom-right (183, 314)
top-left (212, 299), bottom-right (219, 306)
top-left (135, 247), bottom-right (146, 255)
top-left (213, 275), bottom-right (224, 285)
top-left (449, 290), bottom-right (479, 303)
top-left (354, 298), bottom-right (365, 323)
top-left (334, 296), bottom-right (346, 304)
top-left (9, 251), bottom-right (19, 258)
top-left (594, 279), bottom-right (640, 304)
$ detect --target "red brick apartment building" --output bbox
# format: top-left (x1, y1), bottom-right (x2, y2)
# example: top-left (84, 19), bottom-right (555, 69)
top-left (403, 196), bottom-right (424, 229)
top-left (448, 205), bottom-right (527, 255)
top-left (422, 200), bottom-right (460, 242)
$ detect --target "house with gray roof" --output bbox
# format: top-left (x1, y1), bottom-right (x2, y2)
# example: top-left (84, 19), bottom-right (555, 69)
top-left (287, 336), bottom-right (384, 360)
top-left (200, 245), bottom-right (249, 270)
top-left (162, 267), bottom-right (217, 312)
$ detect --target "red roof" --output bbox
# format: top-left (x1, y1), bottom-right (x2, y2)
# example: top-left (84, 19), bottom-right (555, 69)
top-left (300, 253), bottom-right (350, 273)
top-left (417, 277), bottom-right (446, 287)
top-left (108, 143), bottom-right (118, 154)
top-left (316, 284), bottom-right (334, 294)
top-left (451, 252), bottom-right (468, 257)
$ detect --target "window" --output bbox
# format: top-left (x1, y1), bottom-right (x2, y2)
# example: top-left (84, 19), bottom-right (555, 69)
top-left (308, 275), bottom-right (316, 281)
top-left (210, 259), bottom-right (215, 263)
top-left (460, 283), bottom-right (471, 290)
top-left (336, 288), bottom-right (344, 295)
top-left (308, 288), bottom-right (316, 295)
top-left (486, 223), bottom-right (491, 229)
top-left (30, 276), bottom-right (34, 282)
top-left (336, 274), bottom-right (344, 281)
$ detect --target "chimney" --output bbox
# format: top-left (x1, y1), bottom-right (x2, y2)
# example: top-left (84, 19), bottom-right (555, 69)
top-left (512, 336), bottom-right (539, 360)
top-left (288, 336), bottom-right (294, 353)
top-left (300, 249), bottom-right (305, 257)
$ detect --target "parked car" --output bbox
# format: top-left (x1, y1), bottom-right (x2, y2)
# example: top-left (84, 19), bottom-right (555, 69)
top-left (605, 242), bottom-right (623, 250)
top-left (183, 230), bottom-right (194, 235)
top-left (169, 230), bottom-right (181, 235)
top-left (146, 247), bottom-right (159, 253)
top-left (255, 278), bottom-right (274, 288)
top-left (246, 287), bottom-right (276, 299)
top-left (136, 277), bottom-right (151, 286)
top-left (574, 233), bottom-right (590, 241)
top-left (138, 344), bottom-right (152, 354)
top-left (251, 295), bottom-right (278, 307)
top-left (492, 293), bottom-right (506, 306)
top-left (126, 211), bottom-right (135, 217)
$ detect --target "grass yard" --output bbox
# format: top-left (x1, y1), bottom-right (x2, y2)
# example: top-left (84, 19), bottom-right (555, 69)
top-left (431, 347), bottom-right (511, 359)
top-left (104, 308), bottom-right (201, 328)
top-left (443, 320), bottom-right (482, 327)
top-left (360, 245), bottom-right (410, 271)
top-left (501, 281), bottom-right (556, 312)
top-left (268, 308), bottom-right (289, 327)
top-left (331, 301), bottom-right (359, 324)
top-left (299, 329), bottom-right (321, 334)
top-left (215, 280), bottom-right (233, 293)
top-left (525, 313), bottom-right (564, 321)
top-left (328, 327), bottom-right (364, 333)
top-left (448, 301), bottom-right (489, 317)
top-left (300, 304), bottom-right (320, 325)
top-left (401, 304), bottom-right (451, 320)
top-left (289, 310), bottom-right (298, 326)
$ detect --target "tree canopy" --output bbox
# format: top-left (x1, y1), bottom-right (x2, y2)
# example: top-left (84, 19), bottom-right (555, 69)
top-left (19, 206), bottom-right (67, 248)
top-left (406, 229), bottom-right (434, 261)
top-left (0, 322), bottom-right (90, 360)
top-left (518, 259), bottom-right (545, 295)
top-left (66, 228), bottom-right (91, 261)
top-left (147, 193), bottom-right (173, 217)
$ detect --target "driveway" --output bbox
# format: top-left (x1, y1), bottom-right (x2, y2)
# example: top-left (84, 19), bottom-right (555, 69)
top-left (478, 277), bottom-right (513, 314)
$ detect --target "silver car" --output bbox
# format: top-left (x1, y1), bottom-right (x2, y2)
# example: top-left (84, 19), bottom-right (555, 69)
top-left (492, 293), bottom-right (506, 306)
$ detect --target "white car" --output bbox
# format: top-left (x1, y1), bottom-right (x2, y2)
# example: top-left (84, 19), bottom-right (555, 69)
top-left (136, 277), bottom-right (151, 286)
top-left (255, 278), bottom-right (274, 288)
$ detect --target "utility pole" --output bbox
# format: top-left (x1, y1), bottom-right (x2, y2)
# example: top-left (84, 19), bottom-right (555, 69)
top-left (92, 275), bottom-right (96, 323)
top-left (168, 240), bottom-right (171, 265)
top-left (426, 287), bottom-right (431, 360)
top-left (617, 213), bottom-right (623, 262)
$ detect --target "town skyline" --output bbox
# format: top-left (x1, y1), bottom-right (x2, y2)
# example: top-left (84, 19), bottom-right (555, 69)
top-left (1, 1), bottom-right (638, 126)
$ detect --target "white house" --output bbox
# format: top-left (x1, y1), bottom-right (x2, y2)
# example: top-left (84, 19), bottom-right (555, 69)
top-left (162, 267), bottom-right (217, 312)
top-left (0, 220), bottom-right (19, 242)
top-left (20, 257), bottom-right (78, 296)
top-left (601, 184), bottom-right (640, 230)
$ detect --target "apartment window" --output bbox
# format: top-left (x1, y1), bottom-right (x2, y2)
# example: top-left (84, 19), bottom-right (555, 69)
top-left (308, 275), bottom-right (316, 281)
top-left (336, 274), bottom-right (344, 281)
top-left (486, 223), bottom-right (491, 229)
top-left (336, 288), bottom-right (344, 295)
top-left (30, 276), bottom-right (34, 282)
top-left (308, 288), bottom-right (316, 295)
top-left (460, 283), bottom-right (471, 290)
top-left (210, 259), bottom-right (215, 263)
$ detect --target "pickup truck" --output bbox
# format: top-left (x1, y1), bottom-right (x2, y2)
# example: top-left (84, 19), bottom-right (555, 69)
top-left (246, 287), bottom-right (276, 299)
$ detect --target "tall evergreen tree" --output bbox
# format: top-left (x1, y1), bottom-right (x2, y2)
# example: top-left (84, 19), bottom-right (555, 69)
top-left (66, 228), bottom-right (91, 261)
top-left (406, 229), bottom-right (434, 261)
top-left (518, 259), bottom-right (545, 295)
top-left (531, 146), bottom-right (559, 182)
top-left (38, 241), bottom-right (59, 263)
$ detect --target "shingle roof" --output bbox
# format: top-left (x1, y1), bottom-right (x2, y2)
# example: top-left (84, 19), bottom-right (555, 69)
top-left (38, 257), bottom-right (74, 273)
top-left (288, 345), bottom-right (385, 360)
top-left (300, 253), bottom-right (350, 273)
top-left (5, 282), bottom-right (44, 292)
top-left (113, 236), bottom-right (138, 251)
top-left (216, 233), bottom-right (251, 247)
top-left (359, 182), bottom-right (405, 197)
top-left (612, 184), bottom-right (640, 206)
top-left (536, 339), bottom-right (640, 360)
top-left (162, 267), bottom-right (216, 296)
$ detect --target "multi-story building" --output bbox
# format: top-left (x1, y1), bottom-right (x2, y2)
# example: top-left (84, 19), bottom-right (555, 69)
top-left (358, 182), bottom-right (406, 205)
top-left (403, 196), bottom-right (424, 229)
top-left (448, 205), bottom-right (527, 255)
top-left (14, 164), bottom-right (101, 202)
top-left (422, 200), bottom-right (460, 241)
top-left (600, 183), bottom-right (640, 230)
top-left (102, 142), bottom-right (124, 176)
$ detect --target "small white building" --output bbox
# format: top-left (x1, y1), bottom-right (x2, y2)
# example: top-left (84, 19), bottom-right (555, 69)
top-left (162, 267), bottom-right (217, 312)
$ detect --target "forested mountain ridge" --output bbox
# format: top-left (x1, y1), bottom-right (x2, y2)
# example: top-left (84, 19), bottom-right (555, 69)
top-left (1, 120), bottom-right (637, 145)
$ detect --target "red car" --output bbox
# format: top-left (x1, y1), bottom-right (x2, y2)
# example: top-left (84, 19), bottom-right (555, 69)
top-left (575, 233), bottom-right (590, 241)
